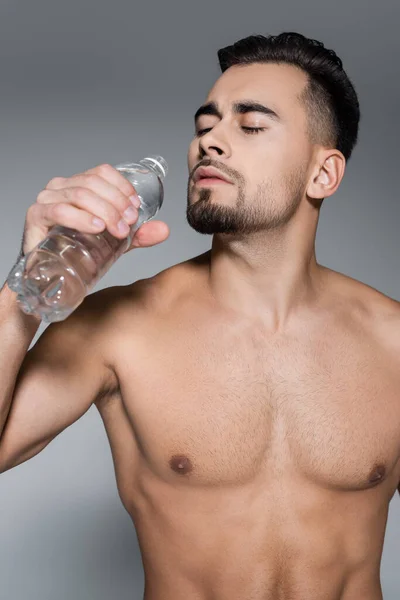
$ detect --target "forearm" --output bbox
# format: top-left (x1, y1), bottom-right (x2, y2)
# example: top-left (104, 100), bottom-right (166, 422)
top-left (0, 282), bottom-right (41, 438)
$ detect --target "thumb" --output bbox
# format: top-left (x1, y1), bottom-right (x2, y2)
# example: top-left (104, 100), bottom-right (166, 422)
top-left (123, 220), bottom-right (170, 253)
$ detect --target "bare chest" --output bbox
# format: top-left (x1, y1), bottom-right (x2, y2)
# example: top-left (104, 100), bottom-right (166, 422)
top-left (104, 313), bottom-right (400, 493)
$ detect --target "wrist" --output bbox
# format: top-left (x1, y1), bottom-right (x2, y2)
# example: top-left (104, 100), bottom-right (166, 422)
top-left (0, 281), bottom-right (41, 333)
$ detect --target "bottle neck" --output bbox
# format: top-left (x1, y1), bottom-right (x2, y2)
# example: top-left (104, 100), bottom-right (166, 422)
top-left (140, 157), bottom-right (167, 181)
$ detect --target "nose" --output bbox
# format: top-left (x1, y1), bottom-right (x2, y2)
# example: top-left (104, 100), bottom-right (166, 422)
top-left (198, 125), bottom-right (231, 160)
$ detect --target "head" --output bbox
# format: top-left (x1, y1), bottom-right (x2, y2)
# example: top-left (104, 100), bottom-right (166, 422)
top-left (186, 32), bottom-right (360, 236)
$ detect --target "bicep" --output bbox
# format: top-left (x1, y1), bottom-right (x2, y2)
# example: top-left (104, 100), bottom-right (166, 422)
top-left (0, 290), bottom-right (116, 473)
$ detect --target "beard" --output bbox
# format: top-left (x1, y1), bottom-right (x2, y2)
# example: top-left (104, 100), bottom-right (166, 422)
top-left (186, 164), bottom-right (307, 236)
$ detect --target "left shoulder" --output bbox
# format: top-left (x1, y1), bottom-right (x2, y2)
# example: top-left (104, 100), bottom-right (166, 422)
top-left (323, 267), bottom-right (400, 358)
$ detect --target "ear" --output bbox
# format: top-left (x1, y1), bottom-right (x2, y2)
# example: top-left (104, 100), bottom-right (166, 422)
top-left (306, 150), bottom-right (346, 201)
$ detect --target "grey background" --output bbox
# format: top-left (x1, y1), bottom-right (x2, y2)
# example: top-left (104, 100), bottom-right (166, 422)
top-left (0, 0), bottom-right (399, 598)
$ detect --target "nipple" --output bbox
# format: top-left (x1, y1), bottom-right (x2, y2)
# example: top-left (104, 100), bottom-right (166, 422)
top-left (368, 464), bottom-right (386, 485)
top-left (169, 455), bottom-right (193, 475)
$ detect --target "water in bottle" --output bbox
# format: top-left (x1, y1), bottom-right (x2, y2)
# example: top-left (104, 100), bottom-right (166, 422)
top-left (7, 155), bottom-right (168, 323)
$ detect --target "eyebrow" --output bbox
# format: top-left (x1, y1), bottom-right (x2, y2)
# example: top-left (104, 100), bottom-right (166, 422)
top-left (194, 100), bottom-right (282, 125)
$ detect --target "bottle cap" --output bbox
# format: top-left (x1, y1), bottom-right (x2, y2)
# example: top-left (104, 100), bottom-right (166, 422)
top-left (143, 155), bottom-right (168, 179)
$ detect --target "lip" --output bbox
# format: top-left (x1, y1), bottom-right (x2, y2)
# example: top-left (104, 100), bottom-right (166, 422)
top-left (193, 166), bottom-right (233, 184)
top-left (195, 178), bottom-right (231, 186)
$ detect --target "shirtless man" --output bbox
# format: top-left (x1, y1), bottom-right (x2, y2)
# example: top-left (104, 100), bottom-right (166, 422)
top-left (0, 31), bottom-right (399, 600)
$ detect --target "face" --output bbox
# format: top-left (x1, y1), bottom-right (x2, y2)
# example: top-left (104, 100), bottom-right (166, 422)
top-left (186, 63), bottom-right (315, 235)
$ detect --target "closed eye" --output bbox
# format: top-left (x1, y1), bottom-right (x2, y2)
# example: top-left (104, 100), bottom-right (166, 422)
top-left (195, 126), bottom-right (266, 137)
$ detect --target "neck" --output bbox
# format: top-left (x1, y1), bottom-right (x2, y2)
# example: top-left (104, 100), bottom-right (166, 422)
top-left (207, 205), bottom-right (323, 331)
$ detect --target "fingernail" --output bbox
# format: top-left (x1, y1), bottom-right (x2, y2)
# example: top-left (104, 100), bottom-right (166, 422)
top-left (92, 217), bottom-right (105, 228)
top-left (118, 219), bottom-right (130, 234)
top-left (123, 206), bottom-right (137, 222)
top-left (130, 195), bottom-right (141, 208)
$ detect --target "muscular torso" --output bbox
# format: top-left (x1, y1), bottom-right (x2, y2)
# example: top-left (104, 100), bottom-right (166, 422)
top-left (95, 253), bottom-right (400, 600)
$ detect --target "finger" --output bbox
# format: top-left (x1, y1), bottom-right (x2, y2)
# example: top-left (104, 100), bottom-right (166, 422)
top-left (84, 163), bottom-right (139, 200)
top-left (29, 201), bottom-right (109, 235)
top-left (36, 188), bottom-right (138, 239)
top-left (123, 221), bottom-right (170, 252)
top-left (44, 173), bottom-right (139, 214)
top-left (46, 164), bottom-right (139, 202)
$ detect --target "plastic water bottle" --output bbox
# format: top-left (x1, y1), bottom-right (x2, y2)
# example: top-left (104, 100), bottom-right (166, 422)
top-left (7, 155), bottom-right (168, 323)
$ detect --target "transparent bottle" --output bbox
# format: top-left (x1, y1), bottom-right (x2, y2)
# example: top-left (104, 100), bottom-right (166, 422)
top-left (7, 155), bottom-right (168, 323)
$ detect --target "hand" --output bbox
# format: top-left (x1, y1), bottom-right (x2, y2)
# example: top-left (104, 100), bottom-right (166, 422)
top-left (21, 163), bottom-right (170, 255)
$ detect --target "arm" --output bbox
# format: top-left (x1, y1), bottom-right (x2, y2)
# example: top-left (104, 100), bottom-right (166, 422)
top-left (0, 283), bottom-right (118, 474)
top-left (0, 282), bottom-right (42, 439)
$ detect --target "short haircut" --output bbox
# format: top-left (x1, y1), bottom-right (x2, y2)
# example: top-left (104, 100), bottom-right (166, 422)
top-left (217, 32), bottom-right (360, 161)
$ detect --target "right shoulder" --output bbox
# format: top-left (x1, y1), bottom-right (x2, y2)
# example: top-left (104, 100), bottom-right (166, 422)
top-left (91, 251), bottom-right (210, 366)
top-left (109, 249), bottom-right (211, 319)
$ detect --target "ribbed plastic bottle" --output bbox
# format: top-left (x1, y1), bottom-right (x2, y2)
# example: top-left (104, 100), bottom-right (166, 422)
top-left (7, 155), bottom-right (168, 323)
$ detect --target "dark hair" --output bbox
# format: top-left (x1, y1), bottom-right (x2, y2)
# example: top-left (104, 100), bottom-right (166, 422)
top-left (217, 32), bottom-right (360, 162)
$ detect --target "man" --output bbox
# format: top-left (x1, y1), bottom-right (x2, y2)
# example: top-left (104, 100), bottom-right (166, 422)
top-left (0, 31), bottom-right (399, 600)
